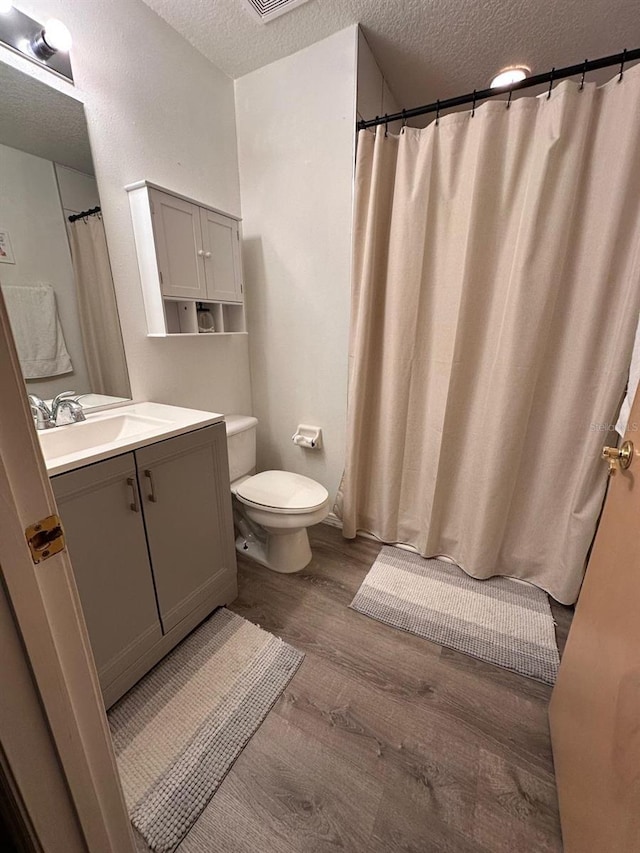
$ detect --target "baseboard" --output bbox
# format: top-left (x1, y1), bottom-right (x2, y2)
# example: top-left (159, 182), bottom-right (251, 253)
top-left (322, 512), bottom-right (343, 530)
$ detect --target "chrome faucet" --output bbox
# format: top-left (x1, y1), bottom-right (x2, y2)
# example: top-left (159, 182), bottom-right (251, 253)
top-left (28, 391), bottom-right (86, 429)
top-left (28, 394), bottom-right (55, 430)
top-left (54, 398), bottom-right (86, 425)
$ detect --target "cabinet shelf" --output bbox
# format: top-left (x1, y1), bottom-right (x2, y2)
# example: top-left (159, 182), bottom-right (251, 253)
top-left (162, 298), bottom-right (246, 335)
top-left (126, 181), bottom-right (246, 337)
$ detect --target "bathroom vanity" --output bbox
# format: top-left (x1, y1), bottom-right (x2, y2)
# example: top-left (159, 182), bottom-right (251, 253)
top-left (42, 403), bottom-right (237, 708)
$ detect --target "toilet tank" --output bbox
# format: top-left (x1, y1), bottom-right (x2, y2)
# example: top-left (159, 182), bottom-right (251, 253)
top-left (225, 415), bottom-right (258, 483)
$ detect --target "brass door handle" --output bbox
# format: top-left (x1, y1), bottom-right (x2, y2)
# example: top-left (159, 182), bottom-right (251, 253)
top-left (126, 477), bottom-right (139, 512)
top-left (144, 469), bottom-right (157, 502)
top-left (602, 440), bottom-right (634, 475)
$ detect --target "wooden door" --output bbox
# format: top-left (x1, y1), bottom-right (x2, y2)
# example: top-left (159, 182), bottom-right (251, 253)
top-left (200, 207), bottom-right (243, 302)
top-left (135, 423), bottom-right (237, 633)
top-left (150, 188), bottom-right (207, 300)
top-left (549, 397), bottom-right (640, 851)
top-left (0, 208), bottom-right (135, 853)
top-left (52, 454), bottom-right (163, 693)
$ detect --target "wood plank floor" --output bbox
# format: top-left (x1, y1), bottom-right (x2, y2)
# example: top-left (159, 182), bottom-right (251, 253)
top-left (135, 524), bottom-right (573, 853)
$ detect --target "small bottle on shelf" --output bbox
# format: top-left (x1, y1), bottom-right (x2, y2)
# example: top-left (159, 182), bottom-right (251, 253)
top-left (196, 303), bottom-right (215, 333)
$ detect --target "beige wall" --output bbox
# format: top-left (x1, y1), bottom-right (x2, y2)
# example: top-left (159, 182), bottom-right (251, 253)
top-left (0, 0), bottom-right (252, 416)
top-left (235, 27), bottom-right (358, 505)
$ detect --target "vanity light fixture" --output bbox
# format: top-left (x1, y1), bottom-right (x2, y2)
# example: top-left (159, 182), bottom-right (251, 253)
top-left (30, 18), bottom-right (72, 60)
top-left (490, 66), bottom-right (531, 88)
top-left (0, 7), bottom-right (73, 81)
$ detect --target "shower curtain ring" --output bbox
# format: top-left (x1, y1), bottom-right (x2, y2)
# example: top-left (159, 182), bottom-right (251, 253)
top-left (506, 88), bottom-right (513, 109)
top-left (384, 116), bottom-right (389, 137)
top-left (435, 100), bottom-right (440, 126)
top-left (401, 109), bottom-right (407, 131)
top-left (547, 68), bottom-right (555, 100)
top-left (619, 48), bottom-right (627, 82)
top-left (471, 90), bottom-right (477, 117)
top-left (579, 59), bottom-right (588, 90)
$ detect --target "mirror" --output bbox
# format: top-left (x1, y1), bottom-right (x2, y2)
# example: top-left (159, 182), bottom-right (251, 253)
top-left (0, 61), bottom-right (131, 410)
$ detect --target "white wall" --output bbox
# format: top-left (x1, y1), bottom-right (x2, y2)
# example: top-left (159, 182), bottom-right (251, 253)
top-left (0, 143), bottom-right (91, 399)
top-left (357, 29), bottom-right (401, 130)
top-left (55, 164), bottom-right (100, 218)
top-left (235, 28), bottom-right (358, 506)
top-left (1, 0), bottom-right (252, 416)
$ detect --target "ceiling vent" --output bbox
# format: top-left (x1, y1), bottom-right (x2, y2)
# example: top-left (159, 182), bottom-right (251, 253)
top-left (242, 0), bottom-right (313, 24)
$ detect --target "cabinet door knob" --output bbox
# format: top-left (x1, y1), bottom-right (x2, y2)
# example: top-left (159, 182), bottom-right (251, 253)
top-left (126, 477), bottom-right (139, 512)
top-left (197, 249), bottom-right (205, 257)
top-left (144, 469), bottom-right (157, 502)
top-left (204, 251), bottom-right (212, 259)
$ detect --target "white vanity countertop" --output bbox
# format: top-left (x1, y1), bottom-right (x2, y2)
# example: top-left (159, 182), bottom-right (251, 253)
top-left (39, 401), bottom-right (224, 476)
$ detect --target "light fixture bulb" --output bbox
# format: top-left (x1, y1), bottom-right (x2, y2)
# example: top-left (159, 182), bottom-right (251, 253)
top-left (490, 66), bottom-right (530, 89)
top-left (42, 18), bottom-right (72, 53)
top-left (0, 1), bottom-right (14, 14)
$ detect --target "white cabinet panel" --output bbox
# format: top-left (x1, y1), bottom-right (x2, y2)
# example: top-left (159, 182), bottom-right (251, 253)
top-left (200, 208), bottom-right (243, 302)
top-left (52, 453), bottom-right (162, 691)
top-left (150, 188), bottom-right (207, 300)
top-left (135, 423), bottom-right (237, 633)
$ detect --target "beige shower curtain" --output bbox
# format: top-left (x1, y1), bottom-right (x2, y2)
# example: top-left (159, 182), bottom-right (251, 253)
top-left (337, 65), bottom-right (640, 604)
top-left (68, 214), bottom-right (130, 398)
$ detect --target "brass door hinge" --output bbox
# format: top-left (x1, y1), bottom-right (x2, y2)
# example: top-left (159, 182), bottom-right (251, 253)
top-left (26, 515), bottom-right (66, 564)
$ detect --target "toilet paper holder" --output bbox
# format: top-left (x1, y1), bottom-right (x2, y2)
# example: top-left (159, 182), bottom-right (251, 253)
top-left (292, 424), bottom-right (322, 449)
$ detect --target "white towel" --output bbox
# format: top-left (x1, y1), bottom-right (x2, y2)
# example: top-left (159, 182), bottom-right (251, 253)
top-left (616, 311), bottom-right (640, 437)
top-left (1, 284), bottom-right (73, 379)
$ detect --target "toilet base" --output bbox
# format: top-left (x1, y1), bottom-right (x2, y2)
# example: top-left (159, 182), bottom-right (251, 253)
top-left (235, 527), bottom-right (312, 573)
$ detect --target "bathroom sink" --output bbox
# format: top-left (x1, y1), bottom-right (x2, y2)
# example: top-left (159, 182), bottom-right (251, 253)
top-left (38, 401), bottom-right (224, 475)
top-left (39, 413), bottom-right (169, 458)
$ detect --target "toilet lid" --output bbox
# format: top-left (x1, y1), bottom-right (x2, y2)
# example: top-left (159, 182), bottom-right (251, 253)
top-left (235, 470), bottom-right (329, 513)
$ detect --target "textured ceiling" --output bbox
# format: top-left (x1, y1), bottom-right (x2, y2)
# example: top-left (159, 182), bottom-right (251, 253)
top-left (0, 63), bottom-right (94, 174)
top-left (141, 0), bottom-right (640, 116)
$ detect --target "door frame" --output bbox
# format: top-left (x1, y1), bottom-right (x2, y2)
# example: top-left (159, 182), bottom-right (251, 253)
top-left (0, 290), bottom-right (135, 853)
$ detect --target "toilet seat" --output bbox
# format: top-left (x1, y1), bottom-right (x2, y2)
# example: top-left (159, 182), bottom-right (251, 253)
top-left (235, 470), bottom-right (328, 515)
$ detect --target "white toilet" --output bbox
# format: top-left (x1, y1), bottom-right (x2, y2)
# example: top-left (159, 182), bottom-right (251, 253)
top-left (225, 415), bottom-right (329, 573)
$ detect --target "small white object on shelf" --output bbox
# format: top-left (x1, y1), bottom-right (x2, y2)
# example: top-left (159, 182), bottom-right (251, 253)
top-left (292, 424), bottom-right (322, 449)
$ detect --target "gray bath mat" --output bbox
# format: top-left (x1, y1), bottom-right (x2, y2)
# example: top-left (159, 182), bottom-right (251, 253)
top-left (351, 546), bottom-right (559, 685)
top-left (108, 608), bottom-right (304, 853)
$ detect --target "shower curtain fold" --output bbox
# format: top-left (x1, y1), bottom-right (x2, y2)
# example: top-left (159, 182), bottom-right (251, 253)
top-left (336, 65), bottom-right (640, 604)
top-left (68, 215), bottom-right (130, 399)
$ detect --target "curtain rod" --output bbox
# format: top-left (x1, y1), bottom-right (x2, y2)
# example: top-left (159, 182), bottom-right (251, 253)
top-left (357, 48), bottom-right (640, 130)
top-left (68, 206), bottom-right (101, 223)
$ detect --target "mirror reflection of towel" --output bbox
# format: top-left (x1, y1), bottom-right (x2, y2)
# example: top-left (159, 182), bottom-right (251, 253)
top-left (1, 283), bottom-right (73, 378)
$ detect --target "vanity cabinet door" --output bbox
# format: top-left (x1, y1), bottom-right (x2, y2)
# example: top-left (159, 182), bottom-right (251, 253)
top-left (200, 207), bottom-right (243, 302)
top-left (52, 453), bottom-right (163, 692)
top-left (135, 423), bottom-right (237, 633)
top-left (150, 188), bottom-right (208, 300)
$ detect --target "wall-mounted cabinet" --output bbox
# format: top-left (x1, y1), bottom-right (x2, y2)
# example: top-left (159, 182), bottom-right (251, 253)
top-left (126, 181), bottom-right (245, 337)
